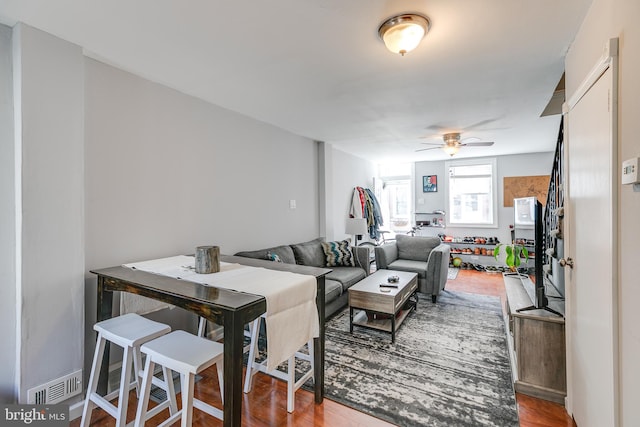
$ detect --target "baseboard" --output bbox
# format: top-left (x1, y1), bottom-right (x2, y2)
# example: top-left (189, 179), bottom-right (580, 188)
top-left (69, 400), bottom-right (83, 421)
top-left (514, 380), bottom-right (566, 405)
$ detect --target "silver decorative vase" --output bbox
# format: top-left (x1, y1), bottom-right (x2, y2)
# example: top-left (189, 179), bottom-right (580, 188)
top-left (195, 246), bottom-right (220, 274)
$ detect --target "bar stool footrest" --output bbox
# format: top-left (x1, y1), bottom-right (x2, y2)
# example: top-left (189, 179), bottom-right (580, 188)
top-left (193, 398), bottom-right (224, 420)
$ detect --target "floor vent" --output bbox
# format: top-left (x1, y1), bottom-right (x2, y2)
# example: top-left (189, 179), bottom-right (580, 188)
top-left (27, 370), bottom-right (83, 404)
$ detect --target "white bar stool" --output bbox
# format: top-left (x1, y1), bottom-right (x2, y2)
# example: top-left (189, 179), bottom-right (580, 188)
top-left (80, 313), bottom-right (176, 427)
top-left (243, 316), bottom-right (314, 413)
top-left (135, 330), bottom-right (224, 427)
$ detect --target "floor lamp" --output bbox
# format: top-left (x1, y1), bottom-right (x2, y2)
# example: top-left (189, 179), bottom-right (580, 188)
top-left (346, 218), bottom-right (368, 246)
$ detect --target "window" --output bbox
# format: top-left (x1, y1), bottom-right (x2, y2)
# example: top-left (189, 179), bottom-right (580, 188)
top-left (378, 163), bottom-right (413, 233)
top-left (381, 179), bottom-right (411, 232)
top-left (445, 158), bottom-right (497, 227)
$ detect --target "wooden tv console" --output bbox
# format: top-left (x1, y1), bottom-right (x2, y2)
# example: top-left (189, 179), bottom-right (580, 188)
top-left (503, 274), bottom-right (566, 404)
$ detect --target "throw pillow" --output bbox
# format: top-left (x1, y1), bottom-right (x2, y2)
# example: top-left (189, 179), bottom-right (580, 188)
top-left (265, 252), bottom-right (283, 263)
top-left (321, 240), bottom-right (355, 267)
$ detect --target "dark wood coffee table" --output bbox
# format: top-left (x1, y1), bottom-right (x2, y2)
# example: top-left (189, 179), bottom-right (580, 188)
top-left (348, 270), bottom-right (418, 342)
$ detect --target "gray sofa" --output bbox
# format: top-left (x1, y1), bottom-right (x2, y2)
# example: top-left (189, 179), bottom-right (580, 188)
top-left (234, 238), bottom-right (370, 319)
top-left (374, 234), bottom-right (450, 302)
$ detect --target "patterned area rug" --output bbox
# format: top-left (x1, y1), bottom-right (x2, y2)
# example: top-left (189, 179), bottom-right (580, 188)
top-left (318, 290), bottom-right (519, 427)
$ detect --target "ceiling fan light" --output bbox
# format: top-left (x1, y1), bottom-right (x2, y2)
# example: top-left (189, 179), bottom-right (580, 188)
top-left (443, 132), bottom-right (460, 144)
top-left (378, 14), bottom-right (430, 56)
top-left (443, 145), bottom-right (459, 156)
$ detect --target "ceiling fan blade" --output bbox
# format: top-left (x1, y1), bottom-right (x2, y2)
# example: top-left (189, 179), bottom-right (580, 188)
top-left (419, 134), bottom-right (442, 141)
top-left (415, 146), bottom-right (442, 152)
top-left (425, 124), bottom-right (451, 133)
top-left (461, 119), bottom-right (498, 131)
top-left (461, 136), bottom-right (481, 143)
top-left (460, 141), bottom-right (494, 147)
top-left (419, 142), bottom-right (445, 146)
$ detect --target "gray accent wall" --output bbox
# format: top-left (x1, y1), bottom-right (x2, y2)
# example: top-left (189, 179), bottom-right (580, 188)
top-left (0, 23), bottom-right (16, 403)
top-left (84, 56), bottom-right (321, 271)
top-left (82, 57), bottom-right (324, 388)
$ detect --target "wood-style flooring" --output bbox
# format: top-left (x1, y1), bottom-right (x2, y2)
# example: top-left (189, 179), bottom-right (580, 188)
top-left (73, 269), bottom-right (576, 427)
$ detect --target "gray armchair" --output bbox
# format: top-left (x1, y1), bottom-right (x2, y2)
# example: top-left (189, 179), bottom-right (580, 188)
top-left (374, 234), bottom-right (451, 302)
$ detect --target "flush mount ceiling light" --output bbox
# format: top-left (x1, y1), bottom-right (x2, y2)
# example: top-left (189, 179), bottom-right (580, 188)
top-left (378, 13), bottom-right (430, 56)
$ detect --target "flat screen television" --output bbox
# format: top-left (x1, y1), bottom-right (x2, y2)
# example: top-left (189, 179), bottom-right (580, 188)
top-left (512, 197), bottom-right (562, 317)
top-left (548, 239), bottom-right (566, 298)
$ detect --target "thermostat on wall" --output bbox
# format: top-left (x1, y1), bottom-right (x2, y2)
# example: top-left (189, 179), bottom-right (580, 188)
top-left (622, 157), bottom-right (640, 185)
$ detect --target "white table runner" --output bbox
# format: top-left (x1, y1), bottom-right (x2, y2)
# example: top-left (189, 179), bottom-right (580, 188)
top-left (122, 255), bottom-right (319, 371)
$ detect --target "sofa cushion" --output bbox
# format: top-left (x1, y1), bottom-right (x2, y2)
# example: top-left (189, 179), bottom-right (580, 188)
top-left (291, 238), bottom-right (326, 267)
top-left (326, 266), bottom-right (366, 291)
top-left (234, 245), bottom-right (296, 264)
top-left (321, 240), bottom-right (355, 267)
top-left (388, 259), bottom-right (429, 278)
top-left (324, 280), bottom-right (343, 303)
top-left (396, 234), bottom-right (441, 262)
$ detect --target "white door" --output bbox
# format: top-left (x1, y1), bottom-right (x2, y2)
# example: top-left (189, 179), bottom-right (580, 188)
top-left (565, 66), bottom-right (618, 426)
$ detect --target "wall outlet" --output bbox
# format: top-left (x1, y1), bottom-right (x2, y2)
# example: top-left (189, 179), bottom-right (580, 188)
top-left (289, 199), bottom-right (296, 209)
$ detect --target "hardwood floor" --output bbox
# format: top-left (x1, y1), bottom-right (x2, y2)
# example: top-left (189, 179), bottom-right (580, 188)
top-left (73, 269), bottom-right (576, 427)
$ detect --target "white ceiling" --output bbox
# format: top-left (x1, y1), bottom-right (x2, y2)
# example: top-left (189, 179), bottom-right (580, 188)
top-left (0, 0), bottom-right (592, 163)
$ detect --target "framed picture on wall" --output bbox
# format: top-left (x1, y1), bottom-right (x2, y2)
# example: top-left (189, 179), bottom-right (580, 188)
top-left (423, 175), bottom-right (437, 192)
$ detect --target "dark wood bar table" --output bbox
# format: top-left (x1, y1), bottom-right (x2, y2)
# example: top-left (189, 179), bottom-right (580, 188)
top-left (91, 254), bottom-right (329, 427)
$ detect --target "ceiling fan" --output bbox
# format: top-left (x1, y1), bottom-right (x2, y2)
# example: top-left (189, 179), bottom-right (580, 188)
top-left (416, 132), bottom-right (494, 156)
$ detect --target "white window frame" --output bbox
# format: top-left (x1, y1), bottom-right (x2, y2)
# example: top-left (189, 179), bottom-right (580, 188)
top-left (379, 176), bottom-right (413, 233)
top-left (444, 157), bottom-right (498, 228)
top-left (377, 163), bottom-right (415, 233)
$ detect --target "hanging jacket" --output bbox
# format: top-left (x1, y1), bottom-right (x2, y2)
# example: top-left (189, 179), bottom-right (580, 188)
top-left (349, 187), bottom-right (364, 219)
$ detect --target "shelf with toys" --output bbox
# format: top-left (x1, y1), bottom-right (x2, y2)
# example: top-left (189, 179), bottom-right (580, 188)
top-left (440, 234), bottom-right (535, 272)
top-left (439, 235), bottom-right (500, 256)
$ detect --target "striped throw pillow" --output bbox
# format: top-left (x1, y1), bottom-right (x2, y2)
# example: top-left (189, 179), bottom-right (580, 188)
top-left (321, 240), bottom-right (355, 267)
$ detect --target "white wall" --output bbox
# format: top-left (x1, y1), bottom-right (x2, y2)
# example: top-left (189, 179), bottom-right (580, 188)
top-left (0, 23), bottom-right (16, 403)
top-left (326, 147), bottom-right (377, 242)
top-left (566, 0), bottom-right (640, 425)
top-left (13, 24), bottom-right (85, 402)
top-left (415, 152), bottom-right (555, 244)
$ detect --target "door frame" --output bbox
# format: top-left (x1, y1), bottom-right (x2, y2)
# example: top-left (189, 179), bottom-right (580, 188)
top-left (563, 38), bottom-right (619, 423)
